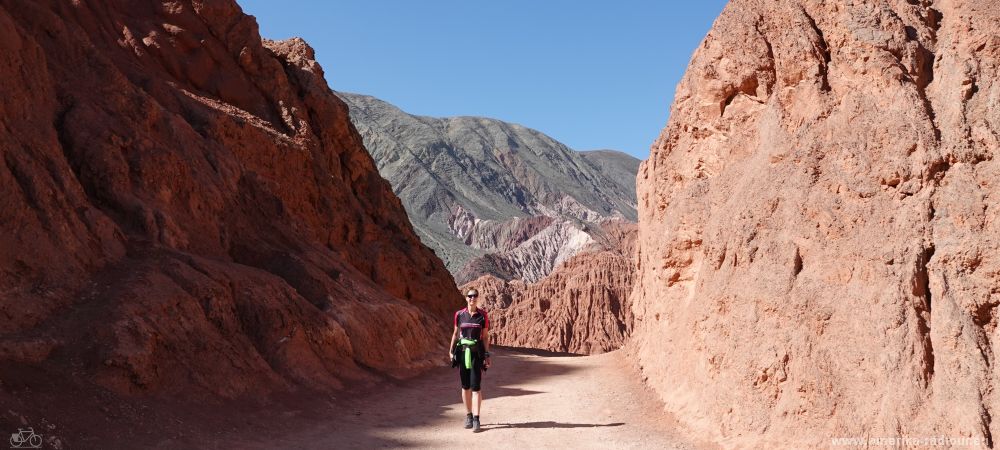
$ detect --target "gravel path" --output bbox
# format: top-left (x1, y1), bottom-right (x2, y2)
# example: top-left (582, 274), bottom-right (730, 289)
top-left (241, 348), bottom-right (710, 449)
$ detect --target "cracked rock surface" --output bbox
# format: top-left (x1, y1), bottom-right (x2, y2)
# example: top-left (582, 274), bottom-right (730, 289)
top-left (630, 0), bottom-right (1000, 446)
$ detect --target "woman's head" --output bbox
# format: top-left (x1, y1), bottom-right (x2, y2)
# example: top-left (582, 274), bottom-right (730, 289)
top-left (465, 288), bottom-right (479, 307)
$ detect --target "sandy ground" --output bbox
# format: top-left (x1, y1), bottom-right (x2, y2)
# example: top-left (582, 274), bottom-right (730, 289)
top-left (217, 347), bottom-right (711, 449)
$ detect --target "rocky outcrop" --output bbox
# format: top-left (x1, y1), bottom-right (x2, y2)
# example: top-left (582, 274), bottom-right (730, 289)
top-left (464, 220), bottom-right (637, 354)
top-left (0, 0), bottom-right (457, 413)
top-left (337, 92), bottom-right (638, 281)
top-left (631, 0), bottom-right (1000, 447)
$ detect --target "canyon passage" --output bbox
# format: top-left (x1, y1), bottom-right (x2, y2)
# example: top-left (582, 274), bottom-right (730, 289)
top-left (2, 0), bottom-right (999, 449)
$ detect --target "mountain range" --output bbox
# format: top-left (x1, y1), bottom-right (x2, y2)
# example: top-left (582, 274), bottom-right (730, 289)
top-left (337, 92), bottom-right (639, 284)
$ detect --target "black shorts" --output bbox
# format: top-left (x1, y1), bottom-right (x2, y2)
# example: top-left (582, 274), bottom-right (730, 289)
top-left (459, 359), bottom-right (483, 391)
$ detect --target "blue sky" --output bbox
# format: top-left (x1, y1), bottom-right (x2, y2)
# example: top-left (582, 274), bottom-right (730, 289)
top-left (239, 1), bottom-right (728, 160)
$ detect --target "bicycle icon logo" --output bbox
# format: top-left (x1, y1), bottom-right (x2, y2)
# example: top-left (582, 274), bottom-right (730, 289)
top-left (9, 428), bottom-right (42, 449)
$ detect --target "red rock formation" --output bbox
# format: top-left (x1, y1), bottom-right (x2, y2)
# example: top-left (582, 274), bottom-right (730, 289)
top-left (0, 0), bottom-right (457, 409)
top-left (631, 0), bottom-right (1000, 447)
top-left (463, 221), bottom-right (636, 354)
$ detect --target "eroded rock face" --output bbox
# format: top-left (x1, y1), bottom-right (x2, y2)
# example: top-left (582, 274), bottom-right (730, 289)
top-left (454, 217), bottom-right (598, 284)
top-left (0, 0), bottom-right (457, 404)
top-left (464, 220), bottom-right (637, 354)
top-left (631, 0), bottom-right (999, 446)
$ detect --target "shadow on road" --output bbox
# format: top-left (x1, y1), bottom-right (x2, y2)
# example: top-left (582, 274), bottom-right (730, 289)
top-left (481, 385), bottom-right (544, 399)
top-left (212, 347), bottom-right (587, 448)
top-left (483, 421), bottom-right (625, 431)
top-left (492, 345), bottom-right (585, 357)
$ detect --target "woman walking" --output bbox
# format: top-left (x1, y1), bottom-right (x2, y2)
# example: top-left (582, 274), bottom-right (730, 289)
top-left (449, 288), bottom-right (492, 432)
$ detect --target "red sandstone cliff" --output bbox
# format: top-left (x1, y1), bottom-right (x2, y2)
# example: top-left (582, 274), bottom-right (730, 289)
top-left (631, 0), bottom-right (999, 447)
top-left (0, 0), bottom-right (457, 427)
top-left (464, 220), bottom-right (636, 354)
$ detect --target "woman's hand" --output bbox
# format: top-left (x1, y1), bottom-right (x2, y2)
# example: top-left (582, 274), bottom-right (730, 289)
top-left (485, 356), bottom-right (492, 369)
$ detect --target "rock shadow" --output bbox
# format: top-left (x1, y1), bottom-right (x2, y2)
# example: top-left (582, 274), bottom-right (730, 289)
top-left (199, 347), bottom-right (587, 448)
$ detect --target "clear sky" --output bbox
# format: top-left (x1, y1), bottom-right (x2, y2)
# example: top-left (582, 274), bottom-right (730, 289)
top-left (238, 1), bottom-right (728, 160)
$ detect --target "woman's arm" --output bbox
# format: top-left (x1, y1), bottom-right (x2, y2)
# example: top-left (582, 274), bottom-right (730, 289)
top-left (448, 326), bottom-right (458, 361)
top-left (483, 326), bottom-right (491, 368)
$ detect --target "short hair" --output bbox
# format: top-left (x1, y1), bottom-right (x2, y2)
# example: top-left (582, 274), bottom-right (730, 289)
top-left (465, 288), bottom-right (479, 296)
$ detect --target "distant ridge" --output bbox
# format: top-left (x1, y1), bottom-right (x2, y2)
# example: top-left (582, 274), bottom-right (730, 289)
top-left (578, 149), bottom-right (641, 200)
top-left (338, 92), bottom-right (638, 283)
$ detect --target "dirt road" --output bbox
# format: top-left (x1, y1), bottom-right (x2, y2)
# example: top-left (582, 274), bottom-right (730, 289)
top-left (227, 348), bottom-right (706, 449)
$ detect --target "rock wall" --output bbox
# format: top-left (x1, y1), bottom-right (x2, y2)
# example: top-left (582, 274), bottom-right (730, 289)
top-left (0, 0), bottom-right (458, 406)
top-left (465, 220), bottom-right (636, 354)
top-left (630, 0), bottom-right (1000, 446)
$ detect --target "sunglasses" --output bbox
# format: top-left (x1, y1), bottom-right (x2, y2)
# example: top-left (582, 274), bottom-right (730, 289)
top-left (466, 294), bottom-right (478, 299)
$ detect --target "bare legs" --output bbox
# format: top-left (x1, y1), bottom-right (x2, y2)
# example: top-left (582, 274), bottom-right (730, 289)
top-left (462, 388), bottom-right (472, 414)
top-left (472, 390), bottom-right (483, 416)
top-left (461, 388), bottom-right (483, 415)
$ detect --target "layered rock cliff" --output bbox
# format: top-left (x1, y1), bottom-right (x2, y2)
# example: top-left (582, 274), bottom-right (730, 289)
top-left (464, 220), bottom-right (637, 354)
top-left (631, 0), bottom-right (1000, 446)
top-left (0, 0), bottom-right (457, 415)
top-left (337, 92), bottom-right (639, 283)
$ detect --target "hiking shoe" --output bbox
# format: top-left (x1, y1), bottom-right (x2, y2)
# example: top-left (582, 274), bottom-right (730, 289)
top-left (464, 413), bottom-right (473, 429)
top-left (472, 416), bottom-right (481, 432)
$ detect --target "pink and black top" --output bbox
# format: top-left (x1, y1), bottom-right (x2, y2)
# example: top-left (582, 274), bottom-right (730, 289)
top-left (454, 308), bottom-right (489, 341)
